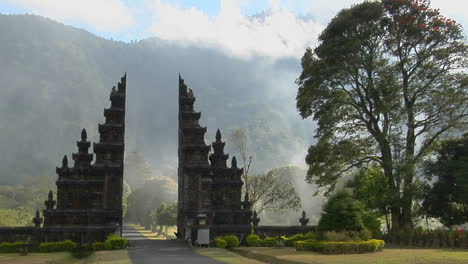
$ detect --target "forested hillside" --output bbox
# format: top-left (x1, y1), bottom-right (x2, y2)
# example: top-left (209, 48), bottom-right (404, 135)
top-left (0, 14), bottom-right (314, 185)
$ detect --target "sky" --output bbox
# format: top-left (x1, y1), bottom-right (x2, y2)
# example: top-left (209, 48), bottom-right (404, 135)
top-left (1, 0), bottom-right (467, 59)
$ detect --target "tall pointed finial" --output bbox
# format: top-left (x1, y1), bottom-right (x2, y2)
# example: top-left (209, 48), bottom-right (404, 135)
top-left (81, 128), bottom-right (87, 141)
top-left (62, 155), bottom-right (68, 167)
top-left (216, 129), bottom-right (222, 142)
top-left (299, 210), bottom-right (309, 227)
top-left (111, 86), bottom-right (117, 93)
top-left (232, 156), bottom-right (238, 168)
top-left (33, 209), bottom-right (42, 227)
top-left (45, 190), bottom-right (56, 210)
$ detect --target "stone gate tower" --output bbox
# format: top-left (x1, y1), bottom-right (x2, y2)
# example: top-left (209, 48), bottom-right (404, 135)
top-left (41, 74), bottom-right (126, 243)
top-left (177, 75), bottom-right (252, 240)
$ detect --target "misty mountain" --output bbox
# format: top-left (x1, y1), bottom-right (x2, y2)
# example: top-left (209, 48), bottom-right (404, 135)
top-left (0, 14), bottom-right (315, 185)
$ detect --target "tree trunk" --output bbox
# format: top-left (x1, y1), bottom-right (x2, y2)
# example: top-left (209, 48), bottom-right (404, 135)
top-left (402, 100), bottom-right (416, 230)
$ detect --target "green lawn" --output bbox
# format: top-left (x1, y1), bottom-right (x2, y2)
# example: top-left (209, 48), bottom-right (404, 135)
top-left (234, 247), bottom-right (468, 264)
top-left (196, 248), bottom-right (265, 264)
top-left (0, 250), bottom-right (131, 264)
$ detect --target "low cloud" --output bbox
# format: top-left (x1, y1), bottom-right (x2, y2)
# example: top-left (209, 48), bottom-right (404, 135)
top-left (7, 0), bottom-right (135, 32)
top-left (148, 0), bottom-right (323, 59)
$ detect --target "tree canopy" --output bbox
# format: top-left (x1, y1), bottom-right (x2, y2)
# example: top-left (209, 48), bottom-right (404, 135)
top-left (422, 134), bottom-right (468, 227)
top-left (318, 190), bottom-right (365, 231)
top-left (296, 0), bottom-right (467, 231)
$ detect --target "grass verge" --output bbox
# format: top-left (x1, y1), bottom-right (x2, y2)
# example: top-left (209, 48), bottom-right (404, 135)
top-left (0, 249), bottom-right (131, 264)
top-left (234, 247), bottom-right (468, 264)
top-left (195, 247), bottom-right (265, 264)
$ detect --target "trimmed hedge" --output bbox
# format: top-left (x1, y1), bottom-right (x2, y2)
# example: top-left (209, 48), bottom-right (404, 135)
top-left (260, 237), bottom-right (277, 247)
top-left (246, 234), bottom-right (261, 247)
top-left (223, 235), bottom-right (240, 248)
top-left (104, 234), bottom-right (128, 250)
top-left (39, 240), bottom-right (77, 252)
top-left (0, 241), bottom-right (28, 253)
top-left (384, 229), bottom-right (468, 248)
top-left (285, 232), bottom-right (316, 247)
top-left (92, 242), bottom-right (106, 251)
top-left (215, 238), bottom-right (227, 248)
top-left (295, 239), bottom-right (385, 254)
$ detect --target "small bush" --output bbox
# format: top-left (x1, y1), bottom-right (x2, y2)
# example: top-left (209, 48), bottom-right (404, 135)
top-left (246, 234), bottom-right (261, 247)
top-left (39, 240), bottom-right (76, 252)
top-left (260, 237), bottom-right (277, 247)
top-left (92, 242), bottom-right (106, 251)
top-left (0, 241), bottom-right (27, 253)
top-left (215, 238), bottom-right (227, 248)
top-left (104, 234), bottom-right (128, 250)
top-left (284, 232), bottom-right (316, 247)
top-left (295, 239), bottom-right (385, 254)
top-left (71, 244), bottom-right (93, 259)
top-left (222, 235), bottom-right (240, 248)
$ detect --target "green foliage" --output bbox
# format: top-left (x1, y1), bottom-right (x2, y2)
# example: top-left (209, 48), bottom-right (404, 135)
top-left (156, 202), bottom-right (177, 227)
top-left (284, 232), bottom-right (316, 247)
top-left (122, 179), bottom-right (131, 218)
top-left (318, 190), bottom-right (365, 232)
top-left (126, 176), bottom-right (177, 225)
top-left (0, 174), bottom-right (55, 227)
top-left (384, 228), bottom-right (468, 248)
top-left (222, 235), bottom-right (240, 248)
top-left (295, 239), bottom-right (385, 254)
top-left (104, 234), bottom-right (128, 250)
top-left (246, 234), bottom-right (261, 247)
top-left (362, 213), bottom-right (383, 239)
top-left (0, 241), bottom-right (28, 253)
top-left (39, 240), bottom-right (76, 252)
top-left (214, 238), bottom-right (227, 248)
top-left (259, 237), bottom-right (278, 247)
top-left (423, 134), bottom-right (468, 227)
top-left (92, 242), bottom-right (106, 251)
top-left (0, 208), bottom-right (34, 227)
top-left (70, 244), bottom-right (93, 259)
top-left (296, 0), bottom-right (468, 231)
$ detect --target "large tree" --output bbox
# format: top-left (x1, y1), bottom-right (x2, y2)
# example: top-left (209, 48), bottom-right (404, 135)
top-left (422, 134), bottom-right (468, 227)
top-left (248, 167), bottom-right (302, 214)
top-left (296, 0), bottom-right (467, 231)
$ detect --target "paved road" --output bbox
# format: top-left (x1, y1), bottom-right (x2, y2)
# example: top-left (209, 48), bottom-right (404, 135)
top-left (123, 225), bottom-right (223, 264)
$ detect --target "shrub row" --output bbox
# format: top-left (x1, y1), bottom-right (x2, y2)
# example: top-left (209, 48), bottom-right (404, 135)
top-left (384, 229), bottom-right (468, 248)
top-left (0, 241), bottom-right (28, 253)
top-left (295, 239), bottom-right (385, 254)
top-left (246, 232), bottom-right (316, 247)
top-left (39, 240), bottom-right (77, 252)
top-left (215, 235), bottom-right (240, 248)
